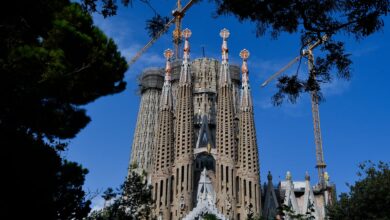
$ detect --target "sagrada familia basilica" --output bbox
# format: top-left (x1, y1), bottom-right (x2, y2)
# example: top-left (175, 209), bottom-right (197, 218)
top-left (129, 28), bottom-right (335, 220)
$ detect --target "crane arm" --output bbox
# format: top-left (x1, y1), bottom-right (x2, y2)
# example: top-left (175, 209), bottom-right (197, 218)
top-left (129, 0), bottom-right (197, 67)
top-left (261, 55), bottom-right (301, 87)
top-left (181, 0), bottom-right (196, 13)
top-left (261, 35), bottom-right (328, 87)
top-left (308, 34), bottom-right (328, 51)
top-left (128, 17), bottom-right (176, 66)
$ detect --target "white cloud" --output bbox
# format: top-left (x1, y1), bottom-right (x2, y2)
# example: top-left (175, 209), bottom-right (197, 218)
top-left (92, 13), bottom-right (166, 81)
top-left (90, 197), bottom-right (105, 212)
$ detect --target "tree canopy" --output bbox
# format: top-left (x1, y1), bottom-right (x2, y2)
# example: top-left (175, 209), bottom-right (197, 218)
top-left (212, 0), bottom-right (389, 105)
top-left (81, 0), bottom-right (389, 105)
top-left (1, 0), bottom-right (128, 219)
top-left (327, 161), bottom-right (390, 219)
top-left (87, 171), bottom-right (153, 220)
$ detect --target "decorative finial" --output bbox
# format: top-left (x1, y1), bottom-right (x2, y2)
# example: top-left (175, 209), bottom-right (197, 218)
top-left (182, 28), bottom-right (192, 39)
top-left (240, 49), bottom-right (250, 60)
top-left (324, 172), bottom-right (330, 182)
top-left (267, 171), bottom-right (272, 181)
top-left (182, 28), bottom-right (191, 61)
top-left (220, 28), bottom-right (230, 39)
top-left (164, 49), bottom-right (173, 81)
top-left (286, 171), bottom-right (292, 181)
top-left (305, 171), bottom-right (310, 181)
top-left (240, 49), bottom-right (250, 84)
top-left (220, 28), bottom-right (230, 63)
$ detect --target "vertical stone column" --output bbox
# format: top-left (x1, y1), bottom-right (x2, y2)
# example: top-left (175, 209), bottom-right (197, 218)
top-left (215, 28), bottom-right (237, 219)
top-left (152, 49), bottom-right (175, 219)
top-left (172, 28), bottom-right (195, 219)
top-left (129, 69), bottom-right (163, 180)
top-left (236, 49), bottom-right (261, 217)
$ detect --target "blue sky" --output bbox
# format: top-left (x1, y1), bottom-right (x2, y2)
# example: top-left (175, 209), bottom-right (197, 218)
top-left (66, 1), bottom-right (390, 208)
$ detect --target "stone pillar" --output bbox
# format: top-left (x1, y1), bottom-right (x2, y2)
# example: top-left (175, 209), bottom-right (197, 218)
top-left (236, 49), bottom-right (261, 217)
top-left (172, 29), bottom-right (195, 219)
top-left (215, 28), bottom-right (237, 219)
top-left (129, 68), bottom-right (163, 180)
top-left (151, 49), bottom-right (175, 219)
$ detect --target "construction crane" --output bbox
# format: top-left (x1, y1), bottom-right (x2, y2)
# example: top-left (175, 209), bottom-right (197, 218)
top-left (128, 0), bottom-right (196, 67)
top-left (261, 35), bottom-right (329, 189)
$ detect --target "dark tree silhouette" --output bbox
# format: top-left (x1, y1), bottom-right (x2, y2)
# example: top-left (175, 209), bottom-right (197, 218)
top-left (327, 161), bottom-right (390, 219)
top-left (212, 0), bottom-right (389, 105)
top-left (82, 0), bottom-right (389, 105)
top-left (1, 0), bottom-right (128, 219)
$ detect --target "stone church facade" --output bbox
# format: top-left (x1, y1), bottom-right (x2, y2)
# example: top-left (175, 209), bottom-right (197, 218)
top-left (129, 28), bottom-right (334, 220)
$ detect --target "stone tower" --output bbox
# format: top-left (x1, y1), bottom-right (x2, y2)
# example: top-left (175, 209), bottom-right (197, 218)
top-left (236, 49), bottom-right (261, 217)
top-left (215, 28), bottom-right (238, 218)
top-left (152, 49), bottom-right (175, 219)
top-left (171, 28), bottom-right (196, 218)
top-left (129, 28), bottom-right (261, 220)
top-left (129, 68), bottom-right (163, 180)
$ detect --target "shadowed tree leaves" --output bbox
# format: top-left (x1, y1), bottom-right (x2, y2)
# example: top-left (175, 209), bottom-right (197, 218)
top-left (81, 0), bottom-right (388, 105)
top-left (1, 1), bottom-right (127, 140)
top-left (1, 0), bottom-right (128, 219)
top-left (212, 0), bottom-right (389, 105)
top-left (146, 14), bottom-right (170, 38)
top-left (327, 161), bottom-right (390, 219)
top-left (1, 128), bottom-right (91, 219)
top-left (81, 0), bottom-right (170, 38)
top-left (88, 171), bottom-right (153, 220)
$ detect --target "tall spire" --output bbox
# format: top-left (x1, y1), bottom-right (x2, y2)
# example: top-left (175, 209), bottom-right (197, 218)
top-left (237, 49), bottom-right (261, 215)
top-left (151, 48), bottom-right (176, 219)
top-left (215, 28), bottom-right (236, 218)
top-left (172, 28), bottom-right (195, 217)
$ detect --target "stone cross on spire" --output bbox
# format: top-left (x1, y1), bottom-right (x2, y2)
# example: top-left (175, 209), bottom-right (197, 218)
top-left (218, 28), bottom-right (231, 86)
top-left (183, 28), bottom-right (192, 62)
top-left (164, 48), bottom-right (173, 82)
top-left (160, 48), bottom-right (174, 110)
top-left (179, 28), bottom-right (192, 85)
top-left (240, 49), bottom-right (250, 85)
top-left (220, 28), bottom-right (230, 64)
top-left (239, 49), bottom-right (253, 110)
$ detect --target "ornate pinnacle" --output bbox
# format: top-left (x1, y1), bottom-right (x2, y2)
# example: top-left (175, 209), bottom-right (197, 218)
top-left (240, 49), bottom-right (250, 84)
top-left (239, 49), bottom-right (250, 61)
top-left (324, 172), bottom-right (330, 182)
top-left (220, 28), bottom-right (230, 63)
top-left (305, 171), bottom-right (310, 181)
top-left (220, 28), bottom-right (230, 39)
top-left (164, 49), bottom-right (173, 81)
top-left (286, 171), bottom-right (292, 181)
top-left (267, 171), bottom-right (273, 181)
top-left (182, 28), bottom-right (191, 61)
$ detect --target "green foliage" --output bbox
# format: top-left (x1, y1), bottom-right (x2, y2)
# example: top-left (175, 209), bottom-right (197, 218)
top-left (1, 1), bottom-right (127, 140)
top-left (246, 203), bottom-right (264, 220)
top-left (1, 0), bottom-right (127, 219)
top-left (277, 204), bottom-right (315, 220)
top-left (82, 0), bottom-right (389, 105)
top-left (212, 0), bottom-right (389, 105)
top-left (146, 14), bottom-right (170, 38)
top-left (327, 161), bottom-right (390, 220)
top-left (2, 128), bottom-right (91, 219)
top-left (88, 171), bottom-right (153, 220)
top-left (203, 213), bottom-right (219, 220)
